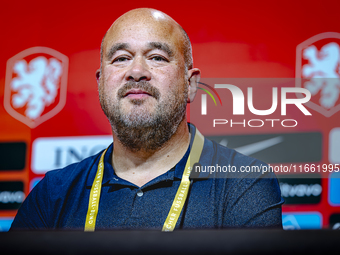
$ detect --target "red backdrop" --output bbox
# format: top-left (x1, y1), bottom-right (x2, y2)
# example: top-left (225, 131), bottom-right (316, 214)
top-left (1, 0), bottom-right (340, 230)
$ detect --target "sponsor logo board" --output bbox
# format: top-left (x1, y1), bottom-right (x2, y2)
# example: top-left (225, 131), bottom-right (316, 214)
top-left (278, 174), bottom-right (322, 204)
top-left (0, 181), bottom-right (25, 210)
top-left (0, 218), bottom-right (14, 232)
top-left (329, 128), bottom-right (340, 164)
top-left (329, 213), bottom-right (340, 230)
top-left (282, 213), bottom-right (322, 230)
top-left (329, 172), bottom-right (340, 206)
top-left (207, 132), bottom-right (322, 163)
top-left (31, 135), bottom-right (112, 174)
top-left (0, 142), bottom-right (26, 171)
top-left (329, 213), bottom-right (340, 229)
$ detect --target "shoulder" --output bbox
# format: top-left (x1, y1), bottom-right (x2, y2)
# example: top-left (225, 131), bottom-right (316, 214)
top-left (10, 151), bottom-right (104, 230)
top-left (34, 149), bottom-right (104, 200)
top-left (47, 150), bottom-right (102, 185)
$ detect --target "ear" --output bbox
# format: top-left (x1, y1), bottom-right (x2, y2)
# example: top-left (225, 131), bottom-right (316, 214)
top-left (96, 69), bottom-right (101, 85)
top-left (186, 68), bottom-right (201, 103)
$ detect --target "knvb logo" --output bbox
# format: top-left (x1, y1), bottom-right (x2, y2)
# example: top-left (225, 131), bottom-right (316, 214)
top-left (4, 47), bottom-right (69, 128)
top-left (296, 32), bottom-right (340, 117)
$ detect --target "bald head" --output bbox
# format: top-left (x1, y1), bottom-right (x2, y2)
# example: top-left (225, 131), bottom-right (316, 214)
top-left (100, 8), bottom-right (193, 71)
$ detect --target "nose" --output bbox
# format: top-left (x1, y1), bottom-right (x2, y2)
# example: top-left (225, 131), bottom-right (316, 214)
top-left (125, 57), bottom-right (151, 82)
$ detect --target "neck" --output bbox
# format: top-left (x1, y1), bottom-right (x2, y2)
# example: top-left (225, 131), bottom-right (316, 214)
top-left (111, 120), bottom-right (190, 187)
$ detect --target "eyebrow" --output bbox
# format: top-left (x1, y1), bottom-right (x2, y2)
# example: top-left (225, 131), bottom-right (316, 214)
top-left (147, 42), bottom-right (174, 57)
top-left (105, 41), bottom-right (174, 60)
top-left (106, 43), bottom-right (129, 60)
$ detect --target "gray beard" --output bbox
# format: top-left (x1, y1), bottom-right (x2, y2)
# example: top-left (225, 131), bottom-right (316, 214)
top-left (100, 81), bottom-right (188, 152)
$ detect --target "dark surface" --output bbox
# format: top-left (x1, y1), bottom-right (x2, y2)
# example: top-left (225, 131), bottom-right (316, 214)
top-left (1, 229), bottom-right (339, 254)
top-left (0, 142), bottom-right (26, 170)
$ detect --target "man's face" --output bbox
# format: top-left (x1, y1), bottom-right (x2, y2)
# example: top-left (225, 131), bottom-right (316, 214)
top-left (98, 11), bottom-right (190, 151)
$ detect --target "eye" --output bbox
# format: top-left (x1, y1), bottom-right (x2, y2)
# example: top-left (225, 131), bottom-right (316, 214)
top-left (112, 56), bottom-right (129, 63)
top-left (151, 55), bottom-right (167, 62)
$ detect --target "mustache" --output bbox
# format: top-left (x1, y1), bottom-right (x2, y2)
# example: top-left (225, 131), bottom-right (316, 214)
top-left (117, 81), bottom-right (161, 100)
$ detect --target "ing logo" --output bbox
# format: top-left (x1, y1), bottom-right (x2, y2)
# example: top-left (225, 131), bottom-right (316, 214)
top-left (198, 82), bottom-right (222, 115)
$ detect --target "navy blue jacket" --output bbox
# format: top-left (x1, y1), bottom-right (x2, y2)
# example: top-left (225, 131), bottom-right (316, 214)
top-left (11, 125), bottom-right (284, 230)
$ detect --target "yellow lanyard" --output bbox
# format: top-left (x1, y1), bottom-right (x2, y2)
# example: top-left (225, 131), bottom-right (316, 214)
top-left (84, 129), bottom-right (204, 232)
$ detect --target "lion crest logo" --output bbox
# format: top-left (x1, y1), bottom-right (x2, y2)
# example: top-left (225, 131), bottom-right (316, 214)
top-left (4, 47), bottom-right (68, 128)
top-left (296, 32), bottom-right (340, 117)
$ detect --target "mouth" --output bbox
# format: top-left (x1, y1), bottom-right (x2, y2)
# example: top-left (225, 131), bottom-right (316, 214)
top-left (123, 89), bottom-right (153, 99)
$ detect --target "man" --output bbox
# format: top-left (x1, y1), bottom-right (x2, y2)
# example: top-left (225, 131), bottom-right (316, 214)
top-left (11, 8), bottom-right (283, 231)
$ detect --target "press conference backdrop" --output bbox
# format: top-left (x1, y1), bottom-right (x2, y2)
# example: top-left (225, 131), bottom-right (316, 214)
top-left (1, 0), bottom-right (340, 232)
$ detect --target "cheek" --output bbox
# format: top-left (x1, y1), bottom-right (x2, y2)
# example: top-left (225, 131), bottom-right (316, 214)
top-left (101, 67), bottom-right (125, 94)
top-left (158, 66), bottom-right (186, 87)
top-left (102, 66), bottom-right (125, 85)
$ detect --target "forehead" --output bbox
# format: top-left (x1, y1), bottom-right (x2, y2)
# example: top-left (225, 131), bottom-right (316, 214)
top-left (103, 13), bottom-right (185, 57)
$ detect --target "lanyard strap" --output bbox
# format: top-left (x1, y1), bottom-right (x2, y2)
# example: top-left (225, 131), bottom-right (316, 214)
top-left (84, 148), bottom-right (107, 231)
top-left (84, 129), bottom-right (204, 232)
top-left (162, 129), bottom-right (204, 231)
